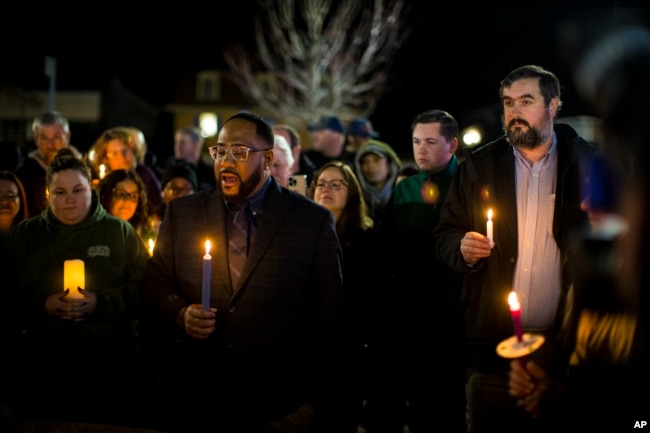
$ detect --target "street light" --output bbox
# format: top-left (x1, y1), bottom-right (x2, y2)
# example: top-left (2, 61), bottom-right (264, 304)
top-left (462, 126), bottom-right (482, 147)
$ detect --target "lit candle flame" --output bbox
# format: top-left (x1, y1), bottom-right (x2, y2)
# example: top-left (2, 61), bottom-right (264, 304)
top-left (508, 291), bottom-right (520, 311)
top-left (488, 208), bottom-right (493, 220)
top-left (148, 238), bottom-right (155, 256)
top-left (99, 164), bottom-right (106, 179)
top-left (205, 240), bottom-right (211, 255)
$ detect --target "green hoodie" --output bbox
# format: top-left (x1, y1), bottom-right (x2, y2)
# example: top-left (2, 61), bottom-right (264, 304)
top-left (6, 190), bottom-right (149, 348)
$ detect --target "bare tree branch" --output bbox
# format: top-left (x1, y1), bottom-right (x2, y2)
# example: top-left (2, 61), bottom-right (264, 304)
top-left (223, 0), bottom-right (411, 126)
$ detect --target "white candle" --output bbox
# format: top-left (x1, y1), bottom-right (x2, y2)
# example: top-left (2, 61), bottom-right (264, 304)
top-left (148, 238), bottom-right (155, 256)
top-left (99, 164), bottom-right (106, 180)
top-left (487, 208), bottom-right (494, 246)
top-left (63, 259), bottom-right (85, 299)
top-left (202, 240), bottom-right (212, 310)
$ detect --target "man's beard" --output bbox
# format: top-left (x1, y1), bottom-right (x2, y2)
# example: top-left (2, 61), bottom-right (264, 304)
top-left (218, 162), bottom-right (265, 204)
top-left (503, 114), bottom-right (552, 150)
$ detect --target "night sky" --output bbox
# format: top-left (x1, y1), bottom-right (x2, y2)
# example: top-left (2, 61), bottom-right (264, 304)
top-left (3, 3), bottom-right (650, 159)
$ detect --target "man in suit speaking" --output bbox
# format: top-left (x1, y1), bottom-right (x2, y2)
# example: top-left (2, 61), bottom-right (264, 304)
top-left (140, 111), bottom-right (345, 433)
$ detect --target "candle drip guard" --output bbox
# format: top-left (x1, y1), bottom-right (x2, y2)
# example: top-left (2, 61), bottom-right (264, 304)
top-left (496, 333), bottom-right (545, 359)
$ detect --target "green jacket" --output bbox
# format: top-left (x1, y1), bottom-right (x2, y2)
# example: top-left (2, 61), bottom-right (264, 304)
top-left (6, 190), bottom-right (149, 348)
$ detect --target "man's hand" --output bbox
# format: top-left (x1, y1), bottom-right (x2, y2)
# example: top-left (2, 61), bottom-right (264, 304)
top-left (178, 304), bottom-right (217, 340)
top-left (460, 231), bottom-right (493, 265)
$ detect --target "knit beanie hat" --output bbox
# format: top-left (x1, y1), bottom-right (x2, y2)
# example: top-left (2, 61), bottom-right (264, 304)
top-left (162, 160), bottom-right (198, 191)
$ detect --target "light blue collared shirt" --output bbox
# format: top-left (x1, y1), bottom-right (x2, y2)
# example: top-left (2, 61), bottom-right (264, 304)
top-left (512, 133), bottom-right (560, 331)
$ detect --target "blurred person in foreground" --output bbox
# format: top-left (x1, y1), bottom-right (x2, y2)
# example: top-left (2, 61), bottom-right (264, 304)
top-left (139, 111), bottom-right (345, 433)
top-left (508, 26), bottom-right (650, 432)
top-left (309, 160), bottom-right (381, 433)
top-left (433, 65), bottom-right (598, 433)
top-left (16, 111), bottom-right (78, 217)
top-left (5, 148), bottom-right (149, 427)
top-left (369, 109), bottom-right (466, 433)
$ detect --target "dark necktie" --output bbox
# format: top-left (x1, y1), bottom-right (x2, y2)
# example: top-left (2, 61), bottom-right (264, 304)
top-left (228, 205), bottom-right (250, 287)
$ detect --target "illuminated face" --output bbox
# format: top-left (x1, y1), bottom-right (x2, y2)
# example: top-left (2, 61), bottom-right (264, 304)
top-left (215, 118), bottom-right (272, 204)
top-left (360, 152), bottom-right (390, 187)
top-left (105, 139), bottom-right (136, 171)
top-left (35, 124), bottom-right (70, 166)
top-left (162, 177), bottom-right (195, 205)
top-left (313, 167), bottom-right (348, 221)
top-left (48, 169), bottom-right (92, 226)
top-left (0, 179), bottom-right (20, 231)
top-left (412, 122), bottom-right (457, 173)
top-left (270, 147), bottom-right (291, 187)
top-left (110, 178), bottom-right (139, 222)
top-left (502, 77), bottom-right (558, 150)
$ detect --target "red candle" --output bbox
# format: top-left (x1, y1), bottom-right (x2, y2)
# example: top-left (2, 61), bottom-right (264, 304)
top-left (508, 291), bottom-right (523, 342)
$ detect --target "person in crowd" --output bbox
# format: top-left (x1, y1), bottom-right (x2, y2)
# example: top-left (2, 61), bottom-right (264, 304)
top-left (88, 126), bottom-right (163, 219)
top-left (508, 27), bottom-right (650, 432)
top-left (4, 147), bottom-right (150, 427)
top-left (309, 160), bottom-right (382, 433)
top-left (354, 140), bottom-right (402, 226)
top-left (157, 159), bottom-right (198, 221)
top-left (272, 123), bottom-right (316, 185)
top-left (123, 125), bottom-right (164, 182)
top-left (0, 171), bottom-right (28, 236)
top-left (433, 65), bottom-right (598, 433)
top-left (344, 117), bottom-right (380, 161)
top-left (97, 168), bottom-right (156, 243)
top-left (304, 115), bottom-right (352, 170)
top-left (369, 109), bottom-right (467, 433)
top-left (15, 111), bottom-right (76, 216)
top-left (270, 134), bottom-right (294, 188)
top-left (138, 111), bottom-right (345, 433)
top-left (168, 125), bottom-right (215, 191)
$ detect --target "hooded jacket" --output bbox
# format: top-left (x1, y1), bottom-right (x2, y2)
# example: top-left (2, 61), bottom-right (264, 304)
top-left (6, 190), bottom-right (149, 348)
top-left (354, 140), bottom-right (402, 223)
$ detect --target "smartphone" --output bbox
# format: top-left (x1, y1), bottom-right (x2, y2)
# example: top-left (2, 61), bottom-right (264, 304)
top-left (288, 175), bottom-right (308, 196)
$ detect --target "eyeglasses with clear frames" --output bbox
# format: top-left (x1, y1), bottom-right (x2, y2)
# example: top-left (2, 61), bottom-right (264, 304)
top-left (209, 145), bottom-right (271, 162)
top-left (315, 179), bottom-right (349, 191)
top-left (112, 189), bottom-right (139, 203)
top-left (0, 192), bottom-right (18, 201)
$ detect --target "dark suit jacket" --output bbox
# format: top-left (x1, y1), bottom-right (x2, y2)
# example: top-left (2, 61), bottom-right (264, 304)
top-left (140, 177), bottom-right (344, 430)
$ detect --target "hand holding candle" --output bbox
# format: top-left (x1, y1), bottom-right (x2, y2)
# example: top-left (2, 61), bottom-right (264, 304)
top-left (508, 291), bottom-right (524, 342)
top-left (63, 259), bottom-right (85, 299)
top-left (487, 208), bottom-right (494, 247)
top-left (202, 240), bottom-right (212, 310)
